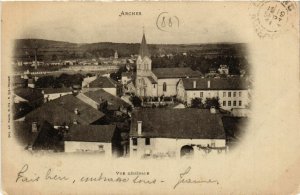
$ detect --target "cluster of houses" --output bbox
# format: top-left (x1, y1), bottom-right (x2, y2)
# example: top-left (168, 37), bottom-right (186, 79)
top-left (12, 32), bottom-right (251, 159)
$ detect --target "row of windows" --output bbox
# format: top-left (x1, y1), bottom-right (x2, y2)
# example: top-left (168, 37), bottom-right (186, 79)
top-left (223, 101), bottom-right (242, 107)
top-left (194, 91), bottom-right (243, 98)
top-left (132, 138), bottom-right (150, 146)
top-left (223, 91), bottom-right (242, 97)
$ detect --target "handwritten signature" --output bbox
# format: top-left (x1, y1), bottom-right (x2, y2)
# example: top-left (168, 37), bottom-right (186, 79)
top-left (173, 166), bottom-right (219, 189)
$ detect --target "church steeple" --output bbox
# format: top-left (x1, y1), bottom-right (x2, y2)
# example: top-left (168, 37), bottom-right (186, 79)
top-left (139, 29), bottom-right (150, 58)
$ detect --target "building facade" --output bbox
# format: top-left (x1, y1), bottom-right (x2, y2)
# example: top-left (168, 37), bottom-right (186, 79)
top-left (64, 125), bottom-right (117, 158)
top-left (177, 78), bottom-right (250, 110)
top-left (42, 88), bottom-right (73, 102)
top-left (129, 109), bottom-right (227, 159)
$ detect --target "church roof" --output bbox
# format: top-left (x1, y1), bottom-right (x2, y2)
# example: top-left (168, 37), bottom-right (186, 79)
top-left (152, 68), bottom-right (202, 79)
top-left (139, 33), bottom-right (150, 58)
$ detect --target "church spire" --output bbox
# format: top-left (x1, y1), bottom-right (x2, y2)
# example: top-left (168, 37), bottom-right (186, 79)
top-left (139, 28), bottom-right (150, 58)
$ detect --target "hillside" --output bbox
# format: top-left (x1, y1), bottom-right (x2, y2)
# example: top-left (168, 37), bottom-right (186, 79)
top-left (13, 39), bottom-right (248, 61)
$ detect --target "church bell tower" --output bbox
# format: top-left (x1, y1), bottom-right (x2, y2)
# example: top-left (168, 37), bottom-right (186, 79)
top-left (136, 29), bottom-right (152, 97)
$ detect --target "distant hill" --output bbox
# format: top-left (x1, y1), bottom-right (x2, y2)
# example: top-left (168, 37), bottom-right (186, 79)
top-left (13, 39), bottom-right (248, 61)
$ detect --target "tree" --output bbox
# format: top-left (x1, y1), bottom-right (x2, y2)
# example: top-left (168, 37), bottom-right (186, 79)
top-left (191, 98), bottom-right (203, 108)
top-left (110, 66), bottom-right (127, 81)
top-left (35, 76), bottom-right (55, 88)
top-left (204, 97), bottom-right (220, 109)
top-left (130, 96), bottom-right (142, 107)
top-left (52, 54), bottom-right (58, 61)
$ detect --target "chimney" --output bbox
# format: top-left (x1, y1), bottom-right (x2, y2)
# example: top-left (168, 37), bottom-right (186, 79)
top-left (74, 108), bottom-right (79, 115)
top-left (193, 80), bottom-right (197, 88)
top-left (207, 80), bottom-right (210, 89)
top-left (137, 121), bottom-right (142, 135)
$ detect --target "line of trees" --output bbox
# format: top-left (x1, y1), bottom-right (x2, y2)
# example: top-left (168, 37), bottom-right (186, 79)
top-left (35, 73), bottom-right (84, 88)
top-left (191, 97), bottom-right (221, 109)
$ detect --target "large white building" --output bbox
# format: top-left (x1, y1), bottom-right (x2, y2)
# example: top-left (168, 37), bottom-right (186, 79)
top-left (135, 32), bottom-right (202, 97)
top-left (129, 109), bottom-right (227, 159)
top-left (177, 77), bottom-right (250, 110)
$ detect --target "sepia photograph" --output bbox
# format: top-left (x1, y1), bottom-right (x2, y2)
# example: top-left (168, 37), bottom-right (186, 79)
top-left (2, 2), bottom-right (299, 194)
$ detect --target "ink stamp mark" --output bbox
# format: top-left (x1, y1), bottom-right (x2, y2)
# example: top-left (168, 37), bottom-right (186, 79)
top-left (156, 12), bottom-right (179, 32)
top-left (250, 1), bottom-right (297, 39)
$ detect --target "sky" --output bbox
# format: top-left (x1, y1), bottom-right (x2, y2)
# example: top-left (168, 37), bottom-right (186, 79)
top-left (10, 2), bottom-right (254, 44)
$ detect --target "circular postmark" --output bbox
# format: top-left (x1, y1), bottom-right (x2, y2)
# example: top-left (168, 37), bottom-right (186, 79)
top-left (250, 1), bottom-right (297, 38)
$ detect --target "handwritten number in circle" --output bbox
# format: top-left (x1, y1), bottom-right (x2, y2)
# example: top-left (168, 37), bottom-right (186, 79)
top-left (161, 17), bottom-right (166, 27)
top-left (168, 18), bottom-right (172, 27)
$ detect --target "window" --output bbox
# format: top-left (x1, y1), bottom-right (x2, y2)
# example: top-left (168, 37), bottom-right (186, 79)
top-left (145, 138), bottom-right (150, 145)
top-left (223, 101), bottom-right (226, 106)
top-left (223, 92), bottom-right (226, 97)
top-left (233, 92), bottom-right (236, 97)
top-left (233, 101), bottom-right (236, 106)
top-left (200, 92), bottom-right (203, 98)
top-left (211, 140), bottom-right (216, 147)
top-left (228, 92), bottom-right (231, 97)
top-left (163, 82), bottom-right (167, 92)
top-left (239, 91), bottom-right (242, 97)
top-left (153, 84), bottom-right (155, 88)
top-left (132, 138), bottom-right (137, 146)
top-left (228, 101), bottom-right (231, 106)
top-left (239, 101), bottom-right (242, 106)
top-left (98, 145), bottom-right (104, 151)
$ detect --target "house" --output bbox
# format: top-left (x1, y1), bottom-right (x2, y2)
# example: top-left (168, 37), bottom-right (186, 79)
top-left (25, 95), bottom-right (105, 128)
top-left (177, 78), bottom-right (250, 110)
top-left (135, 32), bottom-right (202, 98)
top-left (42, 87), bottom-right (73, 102)
top-left (82, 76), bottom-right (122, 96)
top-left (12, 76), bottom-right (27, 88)
top-left (64, 125), bottom-right (118, 157)
top-left (123, 80), bottom-right (136, 95)
top-left (129, 108), bottom-right (227, 159)
top-left (13, 88), bottom-right (43, 107)
top-left (13, 88), bottom-right (44, 120)
top-left (77, 89), bottom-right (131, 114)
top-left (31, 121), bottom-right (63, 151)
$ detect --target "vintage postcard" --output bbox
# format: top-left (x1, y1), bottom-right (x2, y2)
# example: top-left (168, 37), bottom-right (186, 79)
top-left (1, 1), bottom-right (300, 194)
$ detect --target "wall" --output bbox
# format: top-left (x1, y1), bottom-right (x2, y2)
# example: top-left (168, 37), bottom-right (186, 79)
top-left (130, 137), bottom-right (226, 159)
top-left (64, 141), bottom-right (112, 158)
top-left (81, 87), bottom-right (117, 96)
top-left (157, 78), bottom-right (180, 97)
top-left (44, 92), bottom-right (73, 101)
top-left (184, 89), bottom-right (249, 110)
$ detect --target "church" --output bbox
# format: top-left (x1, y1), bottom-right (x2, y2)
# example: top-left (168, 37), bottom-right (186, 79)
top-left (135, 32), bottom-right (202, 98)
